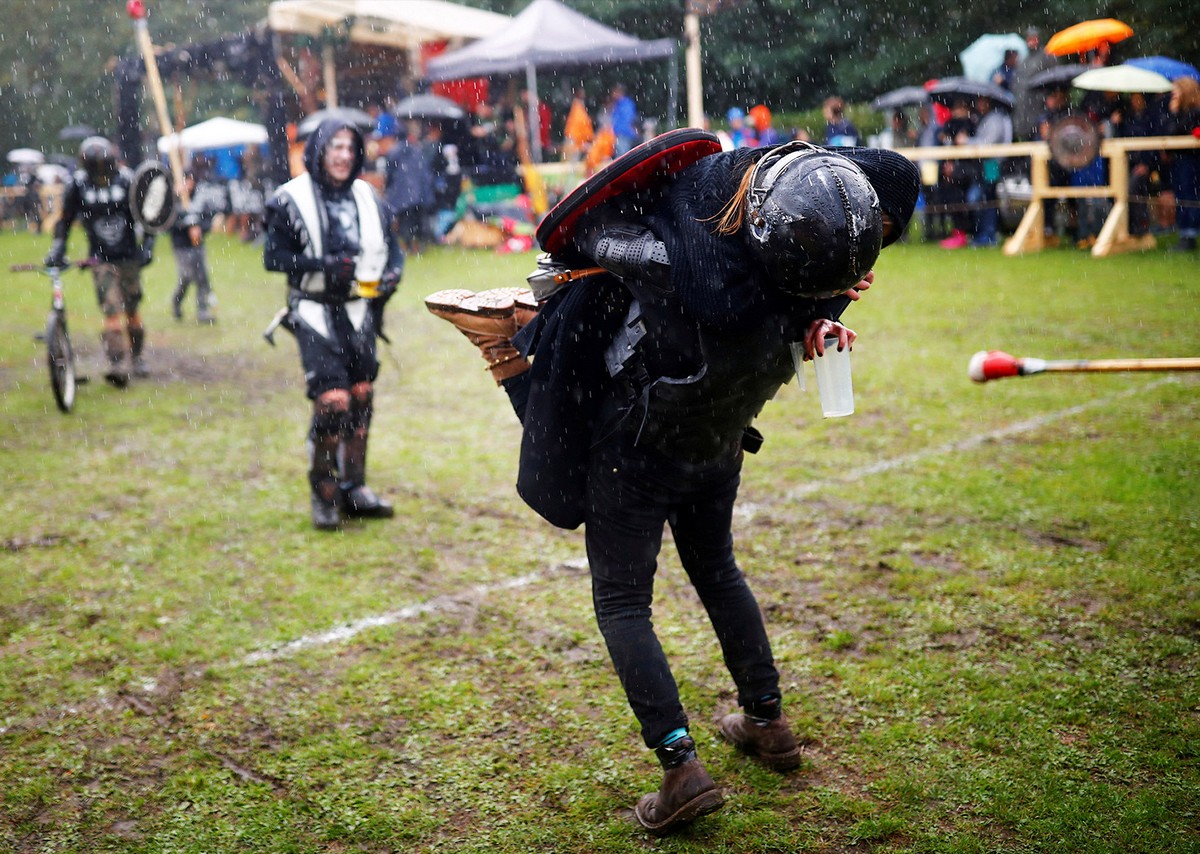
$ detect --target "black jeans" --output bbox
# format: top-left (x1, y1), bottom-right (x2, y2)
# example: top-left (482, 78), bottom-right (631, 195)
top-left (584, 430), bottom-right (780, 748)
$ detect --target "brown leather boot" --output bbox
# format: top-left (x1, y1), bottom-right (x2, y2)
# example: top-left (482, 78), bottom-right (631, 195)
top-left (100, 329), bottom-right (129, 388)
top-left (633, 737), bottom-right (724, 836)
top-left (718, 711), bottom-right (802, 771)
top-left (425, 289), bottom-right (535, 384)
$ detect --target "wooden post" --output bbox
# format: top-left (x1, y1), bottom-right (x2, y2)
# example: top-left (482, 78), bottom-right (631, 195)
top-left (130, 10), bottom-right (190, 208)
top-left (684, 11), bottom-right (703, 128)
top-left (322, 42), bottom-right (338, 107)
top-left (1004, 149), bottom-right (1048, 255)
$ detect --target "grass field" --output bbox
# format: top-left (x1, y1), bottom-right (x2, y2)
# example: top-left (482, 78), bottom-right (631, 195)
top-left (1, 226), bottom-right (1197, 853)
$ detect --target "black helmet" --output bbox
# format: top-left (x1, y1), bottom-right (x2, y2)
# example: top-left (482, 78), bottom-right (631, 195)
top-left (745, 142), bottom-right (883, 299)
top-left (79, 136), bottom-right (118, 187)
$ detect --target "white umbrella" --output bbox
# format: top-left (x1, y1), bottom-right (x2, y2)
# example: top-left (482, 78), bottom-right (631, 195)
top-left (157, 117), bottom-right (269, 154)
top-left (1073, 64), bottom-right (1173, 93)
top-left (36, 163), bottom-right (70, 184)
top-left (7, 148), bottom-right (45, 165)
top-left (960, 33), bottom-right (1028, 83)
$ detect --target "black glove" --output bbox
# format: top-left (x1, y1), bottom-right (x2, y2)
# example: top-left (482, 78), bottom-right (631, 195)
top-left (322, 254), bottom-right (356, 297)
top-left (375, 269), bottom-right (401, 302)
top-left (44, 239), bottom-right (67, 269)
top-left (370, 269), bottom-right (402, 339)
top-left (138, 243), bottom-right (153, 267)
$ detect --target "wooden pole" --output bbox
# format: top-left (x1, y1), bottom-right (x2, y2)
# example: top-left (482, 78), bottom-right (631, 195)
top-left (130, 12), bottom-right (190, 207)
top-left (1038, 358), bottom-right (1200, 374)
top-left (684, 11), bottom-right (703, 128)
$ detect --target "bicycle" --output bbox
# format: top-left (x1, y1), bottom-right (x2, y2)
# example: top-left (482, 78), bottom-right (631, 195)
top-left (10, 261), bottom-right (92, 413)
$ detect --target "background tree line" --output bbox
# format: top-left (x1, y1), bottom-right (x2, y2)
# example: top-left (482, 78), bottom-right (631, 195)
top-left (2, 0), bottom-right (1195, 154)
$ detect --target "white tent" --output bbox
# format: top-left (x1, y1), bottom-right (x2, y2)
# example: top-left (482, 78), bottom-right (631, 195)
top-left (427, 0), bottom-right (677, 160)
top-left (157, 117), bottom-right (269, 154)
top-left (267, 0), bottom-right (510, 50)
top-left (425, 0), bottom-right (674, 80)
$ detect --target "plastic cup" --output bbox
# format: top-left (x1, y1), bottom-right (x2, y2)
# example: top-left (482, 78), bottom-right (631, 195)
top-left (812, 336), bottom-right (853, 417)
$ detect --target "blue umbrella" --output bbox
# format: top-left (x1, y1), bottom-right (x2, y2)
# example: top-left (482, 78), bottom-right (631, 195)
top-left (1126, 56), bottom-right (1200, 82)
top-left (959, 33), bottom-right (1028, 83)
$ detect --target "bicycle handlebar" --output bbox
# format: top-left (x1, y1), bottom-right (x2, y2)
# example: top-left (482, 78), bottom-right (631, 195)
top-left (9, 260), bottom-right (97, 273)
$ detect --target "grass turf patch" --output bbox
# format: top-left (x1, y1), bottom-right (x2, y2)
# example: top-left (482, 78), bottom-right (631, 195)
top-left (1, 230), bottom-right (1197, 851)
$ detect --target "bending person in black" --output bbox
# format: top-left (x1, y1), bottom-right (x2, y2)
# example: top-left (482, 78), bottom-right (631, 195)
top-left (427, 140), bottom-right (919, 835)
top-left (263, 119), bottom-right (404, 531)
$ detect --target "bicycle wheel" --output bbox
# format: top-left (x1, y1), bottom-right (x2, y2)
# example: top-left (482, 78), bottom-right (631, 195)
top-left (46, 312), bottom-right (77, 413)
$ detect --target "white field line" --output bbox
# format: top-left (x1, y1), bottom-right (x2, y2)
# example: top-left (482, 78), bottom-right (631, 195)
top-left (238, 568), bottom-right (566, 666)
top-left (2, 381), bottom-right (1177, 730)
top-left (782, 378), bottom-right (1176, 501)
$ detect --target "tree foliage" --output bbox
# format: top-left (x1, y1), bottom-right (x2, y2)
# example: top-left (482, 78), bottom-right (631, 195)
top-left (0, 0), bottom-right (260, 154)
top-left (2, 0), bottom-right (1196, 153)
top-left (468, 0), bottom-right (1198, 119)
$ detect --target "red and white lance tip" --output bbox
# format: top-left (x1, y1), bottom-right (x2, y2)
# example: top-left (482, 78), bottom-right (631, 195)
top-left (968, 350), bottom-right (1048, 383)
top-left (127, 0), bottom-right (147, 20)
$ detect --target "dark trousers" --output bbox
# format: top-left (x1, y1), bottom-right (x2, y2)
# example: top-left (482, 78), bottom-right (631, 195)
top-left (583, 430), bottom-right (780, 748)
top-left (1174, 156), bottom-right (1200, 238)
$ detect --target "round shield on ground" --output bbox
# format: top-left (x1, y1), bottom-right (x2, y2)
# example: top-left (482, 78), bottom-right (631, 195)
top-left (1048, 116), bottom-right (1101, 171)
top-left (537, 128), bottom-right (722, 254)
top-left (130, 160), bottom-right (177, 232)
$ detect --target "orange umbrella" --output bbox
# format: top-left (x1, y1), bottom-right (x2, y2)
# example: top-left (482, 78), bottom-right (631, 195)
top-left (1045, 18), bottom-right (1133, 57)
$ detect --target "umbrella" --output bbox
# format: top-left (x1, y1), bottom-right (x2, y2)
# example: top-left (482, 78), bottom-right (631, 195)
top-left (870, 86), bottom-right (930, 112)
top-left (295, 107), bottom-right (375, 140)
top-left (1073, 64), bottom-right (1173, 94)
top-left (36, 163), bottom-right (70, 184)
top-left (58, 124), bottom-right (97, 141)
top-left (959, 33), bottom-right (1028, 83)
top-left (1027, 65), bottom-right (1087, 90)
top-left (1045, 19), bottom-right (1133, 57)
top-left (927, 77), bottom-right (1014, 108)
top-left (393, 94), bottom-right (466, 122)
top-left (7, 148), bottom-right (44, 165)
top-left (157, 117), bottom-right (269, 154)
top-left (1125, 56), bottom-right (1200, 82)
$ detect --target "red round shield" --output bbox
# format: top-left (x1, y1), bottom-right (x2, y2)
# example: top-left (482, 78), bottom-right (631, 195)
top-left (536, 128), bottom-right (722, 254)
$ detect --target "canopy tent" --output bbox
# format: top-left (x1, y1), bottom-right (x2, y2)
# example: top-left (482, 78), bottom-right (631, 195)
top-left (267, 0), bottom-right (511, 110)
top-left (266, 0), bottom-right (510, 50)
top-left (157, 117), bottom-right (269, 154)
top-left (426, 0), bottom-right (677, 161)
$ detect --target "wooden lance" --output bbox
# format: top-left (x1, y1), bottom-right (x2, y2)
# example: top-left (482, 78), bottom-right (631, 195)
top-left (127, 0), bottom-right (191, 210)
top-left (969, 350), bottom-right (1200, 383)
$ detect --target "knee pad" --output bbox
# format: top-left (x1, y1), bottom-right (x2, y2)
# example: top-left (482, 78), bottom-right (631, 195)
top-left (310, 407), bottom-right (348, 441)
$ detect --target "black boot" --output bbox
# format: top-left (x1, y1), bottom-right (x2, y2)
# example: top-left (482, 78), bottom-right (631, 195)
top-left (718, 696), bottom-right (802, 771)
top-left (309, 425), bottom-right (343, 531)
top-left (340, 403), bottom-right (393, 519)
top-left (342, 484), bottom-right (394, 518)
top-left (1173, 236), bottom-right (1196, 252)
top-left (310, 476), bottom-right (341, 531)
top-left (128, 326), bottom-right (149, 377)
top-left (101, 329), bottom-right (129, 388)
top-left (633, 737), bottom-right (724, 836)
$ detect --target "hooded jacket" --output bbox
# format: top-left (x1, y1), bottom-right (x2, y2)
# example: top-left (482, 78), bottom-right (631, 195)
top-left (263, 119), bottom-right (401, 299)
top-left (514, 144), bottom-right (919, 529)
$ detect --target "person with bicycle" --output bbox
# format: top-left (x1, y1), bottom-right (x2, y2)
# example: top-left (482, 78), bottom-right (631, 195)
top-left (45, 136), bottom-right (155, 387)
top-left (263, 118), bottom-right (403, 531)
